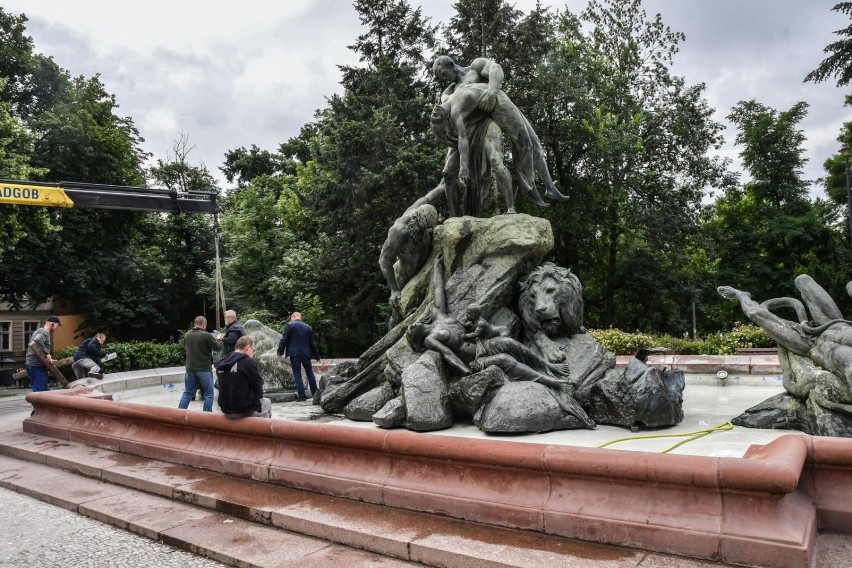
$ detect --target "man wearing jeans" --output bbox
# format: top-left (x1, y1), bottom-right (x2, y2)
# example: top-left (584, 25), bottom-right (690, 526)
top-left (276, 312), bottom-right (321, 401)
top-left (25, 316), bottom-right (61, 394)
top-left (178, 315), bottom-right (221, 412)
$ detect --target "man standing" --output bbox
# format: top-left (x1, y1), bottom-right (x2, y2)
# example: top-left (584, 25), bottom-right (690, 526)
top-left (221, 310), bottom-right (245, 356)
top-left (276, 312), bottom-right (321, 402)
top-left (24, 316), bottom-right (61, 393)
top-left (178, 316), bottom-right (222, 412)
top-left (215, 336), bottom-right (271, 418)
top-left (72, 333), bottom-right (107, 380)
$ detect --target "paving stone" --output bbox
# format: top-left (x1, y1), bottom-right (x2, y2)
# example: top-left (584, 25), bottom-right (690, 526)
top-left (0, 485), bottom-right (224, 567)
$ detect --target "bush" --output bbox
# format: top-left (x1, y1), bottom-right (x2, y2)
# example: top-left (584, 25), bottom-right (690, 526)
top-left (711, 322), bottom-right (774, 355)
top-left (588, 329), bottom-right (657, 355)
top-left (587, 323), bottom-right (773, 356)
top-left (56, 340), bottom-right (184, 382)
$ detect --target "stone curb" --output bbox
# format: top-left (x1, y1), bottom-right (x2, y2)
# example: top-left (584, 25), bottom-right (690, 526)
top-left (0, 432), bottom-right (649, 568)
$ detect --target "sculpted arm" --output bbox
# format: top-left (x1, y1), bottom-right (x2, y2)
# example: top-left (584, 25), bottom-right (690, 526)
top-left (452, 106), bottom-right (471, 182)
top-left (380, 224), bottom-right (406, 301)
top-left (468, 58), bottom-right (504, 112)
top-left (717, 286), bottom-right (811, 356)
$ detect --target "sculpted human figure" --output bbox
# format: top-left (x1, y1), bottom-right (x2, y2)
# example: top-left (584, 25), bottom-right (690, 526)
top-left (718, 275), bottom-right (852, 391)
top-left (380, 186), bottom-right (442, 328)
top-left (431, 55), bottom-right (568, 217)
top-left (405, 257), bottom-right (594, 428)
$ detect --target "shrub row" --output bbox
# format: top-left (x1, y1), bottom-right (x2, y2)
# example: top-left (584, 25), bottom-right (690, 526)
top-left (55, 341), bottom-right (184, 382)
top-left (588, 322), bottom-right (774, 356)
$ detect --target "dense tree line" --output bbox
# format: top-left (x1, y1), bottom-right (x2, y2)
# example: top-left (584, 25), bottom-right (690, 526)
top-left (3, 1), bottom-right (852, 355)
top-left (0, 8), bottom-right (218, 341)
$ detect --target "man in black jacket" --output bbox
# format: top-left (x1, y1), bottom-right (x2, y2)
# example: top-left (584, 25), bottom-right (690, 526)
top-left (72, 333), bottom-right (107, 380)
top-left (221, 310), bottom-right (245, 356)
top-left (215, 336), bottom-right (271, 418)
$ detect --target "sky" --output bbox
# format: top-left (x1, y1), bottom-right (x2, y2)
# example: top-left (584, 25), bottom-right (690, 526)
top-left (4, 0), bottom-right (851, 197)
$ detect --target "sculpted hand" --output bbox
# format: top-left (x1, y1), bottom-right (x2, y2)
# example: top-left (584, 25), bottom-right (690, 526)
top-left (717, 286), bottom-right (749, 301)
top-left (478, 90), bottom-right (497, 113)
top-left (459, 166), bottom-right (470, 183)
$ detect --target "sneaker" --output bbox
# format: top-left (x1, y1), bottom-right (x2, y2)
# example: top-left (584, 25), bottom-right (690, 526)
top-left (87, 371), bottom-right (104, 380)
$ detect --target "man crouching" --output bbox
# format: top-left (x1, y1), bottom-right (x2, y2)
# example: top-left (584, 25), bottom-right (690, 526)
top-left (215, 336), bottom-right (272, 418)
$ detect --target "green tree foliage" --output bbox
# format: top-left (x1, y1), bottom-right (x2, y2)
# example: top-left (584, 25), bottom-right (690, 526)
top-left (221, 144), bottom-right (284, 189)
top-left (705, 100), bottom-right (849, 327)
top-left (805, 2), bottom-right (852, 86)
top-left (821, 96), bottom-right (852, 219)
top-left (443, 0), bottom-right (522, 74)
top-left (219, 175), bottom-right (330, 324)
top-left (0, 81), bottom-right (50, 257)
top-left (219, 0), bottom-right (442, 354)
top-left (506, 0), bottom-right (731, 334)
top-left (0, 9), bottom-right (217, 342)
top-left (143, 136), bottom-right (221, 335)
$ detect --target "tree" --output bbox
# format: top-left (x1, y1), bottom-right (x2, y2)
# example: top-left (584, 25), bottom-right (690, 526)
top-left (706, 100), bottom-right (848, 327)
top-left (443, 0), bottom-right (522, 75)
top-left (252, 0), bottom-right (443, 353)
top-left (805, 2), bottom-right (852, 86)
top-left (0, 10), bottom-right (195, 342)
top-left (524, 0), bottom-right (731, 332)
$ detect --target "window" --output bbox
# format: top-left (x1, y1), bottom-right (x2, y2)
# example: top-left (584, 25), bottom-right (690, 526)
top-left (23, 321), bottom-right (39, 351)
top-left (0, 322), bottom-right (10, 352)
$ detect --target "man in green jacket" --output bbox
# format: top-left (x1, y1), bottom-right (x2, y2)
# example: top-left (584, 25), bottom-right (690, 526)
top-left (177, 315), bottom-right (222, 412)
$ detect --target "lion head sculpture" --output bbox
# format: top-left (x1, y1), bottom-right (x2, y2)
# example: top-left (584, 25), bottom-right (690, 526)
top-left (518, 262), bottom-right (584, 338)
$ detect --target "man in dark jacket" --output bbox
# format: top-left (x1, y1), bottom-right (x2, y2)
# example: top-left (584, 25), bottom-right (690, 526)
top-left (221, 310), bottom-right (245, 356)
top-left (72, 333), bottom-right (108, 380)
top-left (215, 336), bottom-right (271, 418)
top-left (276, 312), bottom-right (321, 401)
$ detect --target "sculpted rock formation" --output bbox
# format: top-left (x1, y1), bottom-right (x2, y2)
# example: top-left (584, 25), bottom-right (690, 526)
top-left (320, 214), bottom-right (685, 434)
top-left (242, 319), bottom-right (295, 394)
top-left (335, 55), bottom-right (683, 435)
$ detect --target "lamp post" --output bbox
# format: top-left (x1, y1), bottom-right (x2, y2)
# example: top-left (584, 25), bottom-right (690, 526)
top-left (841, 143), bottom-right (852, 244)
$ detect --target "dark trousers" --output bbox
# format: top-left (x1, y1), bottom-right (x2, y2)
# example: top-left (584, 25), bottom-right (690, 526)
top-left (289, 355), bottom-right (317, 400)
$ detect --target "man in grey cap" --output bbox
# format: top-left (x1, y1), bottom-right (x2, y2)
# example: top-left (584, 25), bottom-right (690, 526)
top-left (25, 316), bottom-right (61, 394)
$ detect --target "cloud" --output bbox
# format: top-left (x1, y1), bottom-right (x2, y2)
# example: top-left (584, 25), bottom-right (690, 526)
top-left (4, 0), bottom-right (851, 196)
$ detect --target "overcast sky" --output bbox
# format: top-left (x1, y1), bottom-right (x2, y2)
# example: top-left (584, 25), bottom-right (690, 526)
top-left (4, 0), bottom-right (850, 197)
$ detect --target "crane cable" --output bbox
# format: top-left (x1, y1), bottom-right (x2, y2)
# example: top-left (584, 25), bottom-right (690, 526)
top-left (596, 421), bottom-right (734, 453)
top-left (213, 210), bottom-right (226, 329)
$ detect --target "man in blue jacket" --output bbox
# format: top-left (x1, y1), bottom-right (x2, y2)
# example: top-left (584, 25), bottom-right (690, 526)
top-left (72, 333), bottom-right (107, 380)
top-left (216, 336), bottom-right (271, 418)
top-left (276, 312), bottom-right (321, 401)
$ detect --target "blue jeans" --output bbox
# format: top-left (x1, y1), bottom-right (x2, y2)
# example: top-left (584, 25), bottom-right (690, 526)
top-left (26, 364), bottom-right (49, 392)
top-left (290, 356), bottom-right (317, 400)
top-left (178, 370), bottom-right (214, 412)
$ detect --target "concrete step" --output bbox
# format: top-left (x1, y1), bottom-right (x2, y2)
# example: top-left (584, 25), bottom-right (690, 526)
top-left (0, 431), bottom-right (656, 568)
top-left (0, 452), bottom-right (416, 567)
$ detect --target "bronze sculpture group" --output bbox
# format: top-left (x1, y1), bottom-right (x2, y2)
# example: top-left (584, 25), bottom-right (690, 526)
top-left (319, 55), bottom-right (684, 434)
top-left (719, 276), bottom-right (852, 436)
top-left (312, 53), bottom-right (852, 438)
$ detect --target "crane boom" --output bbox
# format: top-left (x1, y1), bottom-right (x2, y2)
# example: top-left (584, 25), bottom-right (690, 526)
top-left (0, 179), bottom-right (218, 214)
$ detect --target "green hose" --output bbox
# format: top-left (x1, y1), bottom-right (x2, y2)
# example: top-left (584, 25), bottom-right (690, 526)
top-left (597, 421), bottom-right (734, 453)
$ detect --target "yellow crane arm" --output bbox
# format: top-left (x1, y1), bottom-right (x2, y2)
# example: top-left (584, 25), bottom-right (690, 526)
top-left (0, 181), bottom-right (74, 208)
